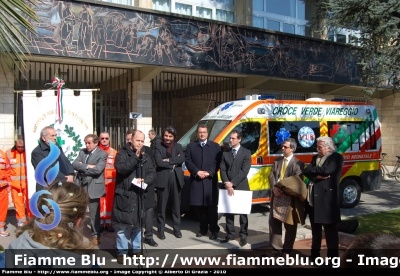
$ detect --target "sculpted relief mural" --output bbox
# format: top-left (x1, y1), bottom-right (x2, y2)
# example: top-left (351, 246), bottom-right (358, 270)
top-left (25, 0), bottom-right (360, 85)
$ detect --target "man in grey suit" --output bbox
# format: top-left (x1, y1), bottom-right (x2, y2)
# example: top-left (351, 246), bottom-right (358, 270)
top-left (73, 134), bottom-right (107, 245)
top-left (219, 130), bottom-right (251, 247)
top-left (268, 137), bottom-right (304, 257)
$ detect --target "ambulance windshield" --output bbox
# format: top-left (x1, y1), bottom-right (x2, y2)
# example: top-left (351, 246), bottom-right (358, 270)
top-left (178, 120), bottom-right (231, 150)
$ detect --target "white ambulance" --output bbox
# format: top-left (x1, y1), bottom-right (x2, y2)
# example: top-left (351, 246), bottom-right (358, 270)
top-left (178, 95), bottom-right (382, 210)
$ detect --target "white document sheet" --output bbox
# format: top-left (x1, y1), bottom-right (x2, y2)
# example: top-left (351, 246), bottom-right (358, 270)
top-left (131, 178), bottom-right (148, 190)
top-left (218, 189), bottom-right (252, 214)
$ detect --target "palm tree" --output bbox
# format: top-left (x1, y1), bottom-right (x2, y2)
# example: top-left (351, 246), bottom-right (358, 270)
top-left (0, 0), bottom-right (39, 82)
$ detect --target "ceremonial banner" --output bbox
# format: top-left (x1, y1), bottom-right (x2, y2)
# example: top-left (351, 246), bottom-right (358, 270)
top-left (23, 89), bottom-right (93, 198)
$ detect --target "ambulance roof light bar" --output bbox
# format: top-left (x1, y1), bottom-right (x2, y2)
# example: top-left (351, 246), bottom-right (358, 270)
top-left (241, 94), bottom-right (276, 100)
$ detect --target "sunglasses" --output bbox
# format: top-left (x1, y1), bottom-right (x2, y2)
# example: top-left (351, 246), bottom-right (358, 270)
top-left (100, 137), bottom-right (109, 140)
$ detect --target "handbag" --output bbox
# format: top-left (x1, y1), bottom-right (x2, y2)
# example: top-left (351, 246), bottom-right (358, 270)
top-left (275, 175), bottom-right (307, 201)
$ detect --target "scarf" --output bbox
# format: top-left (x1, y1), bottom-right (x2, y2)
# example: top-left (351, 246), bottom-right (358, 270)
top-left (307, 151), bottom-right (333, 207)
top-left (162, 140), bottom-right (174, 157)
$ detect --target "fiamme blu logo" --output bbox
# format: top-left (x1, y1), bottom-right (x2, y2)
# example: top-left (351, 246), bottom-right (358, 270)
top-left (29, 141), bottom-right (62, 231)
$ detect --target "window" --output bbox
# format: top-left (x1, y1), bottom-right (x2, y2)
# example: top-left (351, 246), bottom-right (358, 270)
top-left (216, 9), bottom-right (234, 23)
top-left (175, 3), bottom-right (192, 16)
top-left (153, 0), bottom-right (171, 12)
top-left (196, 7), bottom-right (212, 19)
top-left (253, 16), bottom-right (264, 28)
top-left (268, 121), bottom-right (320, 154)
top-left (265, 0), bottom-right (296, 17)
top-left (252, 0), bottom-right (307, 36)
top-left (216, 0), bottom-right (235, 4)
top-left (283, 23), bottom-right (295, 34)
top-left (222, 122), bottom-right (261, 155)
top-left (336, 34), bottom-right (347, 43)
top-left (101, 0), bottom-right (132, 5)
top-left (328, 121), bottom-right (377, 151)
top-left (267, 20), bottom-right (280, 31)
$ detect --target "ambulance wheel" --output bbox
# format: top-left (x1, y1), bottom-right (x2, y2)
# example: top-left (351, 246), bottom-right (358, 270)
top-left (339, 179), bottom-right (361, 208)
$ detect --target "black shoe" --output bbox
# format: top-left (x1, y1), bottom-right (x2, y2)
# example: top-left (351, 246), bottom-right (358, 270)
top-left (209, 232), bottom-right (218, 240)
top-left (196, 231), bottom-right (207, 237)
top-left (239, 238), bottom-right (247, 247)
top-left (158, 232), bottom-right (166, 240)
top-left (174, 231), bottom-right (182, 238)
top-left (220, 236), bottom-right (234, 243)
top-left (106, 225), bottom-right (115, 232)
top-left (144, 239), bottom-right (158, 247)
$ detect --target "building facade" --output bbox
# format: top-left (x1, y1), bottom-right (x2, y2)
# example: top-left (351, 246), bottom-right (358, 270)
top-left (0, 0), bottom-right (399, 166)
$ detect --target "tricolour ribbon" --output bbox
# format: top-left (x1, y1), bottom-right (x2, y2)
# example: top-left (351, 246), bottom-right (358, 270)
top-left (52, 76), bottom-right (65, 122)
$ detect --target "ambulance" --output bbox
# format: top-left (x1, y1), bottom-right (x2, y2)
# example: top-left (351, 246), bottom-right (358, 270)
top-left (178, 95), bottom-right (382, 210)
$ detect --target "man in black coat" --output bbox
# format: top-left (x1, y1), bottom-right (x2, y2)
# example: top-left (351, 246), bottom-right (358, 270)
top-left (125, 129), bottom-right (158, 247)
top-left (148, 129), bottom-right (161, 151)
top-left (112, 130), bottom-right (156, 263)
top-left (185, 124), bottom-right (222, 240)
top-left (31, 126), bottom-right (75, 191)
top-left (154, 126), bottom-right (185, 240)
top-left (304, 136), bottom-right (343, 260)
top-left (219, 130), bottom-right (251, 247)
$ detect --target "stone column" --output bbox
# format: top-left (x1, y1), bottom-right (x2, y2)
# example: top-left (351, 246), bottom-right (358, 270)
top-left (130, 81), bottom-right (153, 146)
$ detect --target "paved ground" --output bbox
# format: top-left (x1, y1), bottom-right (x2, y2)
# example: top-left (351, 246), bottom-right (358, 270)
top-left (2, 178), bottom-right (399, 268)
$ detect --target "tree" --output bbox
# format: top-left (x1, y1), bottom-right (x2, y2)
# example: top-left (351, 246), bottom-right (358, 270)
top-left (0, 0), bottom-right (39, 83)
top-left (305, 0), bottom-right (400, 96)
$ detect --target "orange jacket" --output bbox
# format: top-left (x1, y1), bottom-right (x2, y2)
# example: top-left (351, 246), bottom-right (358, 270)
top-left (98, 145), bottom-right (117, 182)
top-left (0, 149), bottom-right (11, 187)
top-left (7, 147), bottom-right (27, 189)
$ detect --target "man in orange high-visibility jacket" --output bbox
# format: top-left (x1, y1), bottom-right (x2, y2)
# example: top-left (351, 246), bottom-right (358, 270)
top-left (98, 132), bottom-right (117, 232)
top-left (0, 148), bottom-right (11, 237)
top-left (7, 138), bottom-right (30, 227)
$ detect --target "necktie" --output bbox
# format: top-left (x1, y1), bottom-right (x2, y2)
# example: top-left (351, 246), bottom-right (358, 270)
top-left (85, 152), bottom-right (92, 164)
top-left (82, 152), bottom-right (92, 185)
top-left (201, 142), bottom-right (205, 148)
top-left (280, 158), bottom-right (288, 179)
top-left (232, 148), bottom-right (237, 158)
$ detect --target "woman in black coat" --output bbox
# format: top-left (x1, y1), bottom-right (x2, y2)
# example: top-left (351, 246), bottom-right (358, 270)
top-left (304, 136), bottom-right (343, 260)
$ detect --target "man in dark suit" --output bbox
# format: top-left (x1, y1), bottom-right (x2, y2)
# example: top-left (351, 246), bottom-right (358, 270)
top-left (268, 137), bottom-right (305, 257)
top-left (72, 134), bottom-right (107, 245)
top-left (304, 136), bottom-right (343, 260)
top-left (31, 126), bottom-right (75, 191)
top-left (219, 130), bottom-right (251, 247)
top-left (185, 124), bottom-right (222, 240)
top-left (154, 126), bottom-right (185, 240)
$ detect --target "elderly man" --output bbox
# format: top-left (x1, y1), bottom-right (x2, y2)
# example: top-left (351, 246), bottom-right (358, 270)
top-left (304, 136), bottom-right (343, 260)
top-left (31, 126), bottom-right (75, 191)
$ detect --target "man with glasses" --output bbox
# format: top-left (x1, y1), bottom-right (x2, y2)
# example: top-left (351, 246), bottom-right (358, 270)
top-left (32, 126), bottom-right (75, 192)
top-left (185, 124), bottom-right (222, 240)
top-left (98, 132), bottom-right (118, 232)
top-left (266, 138), bottom-right (304, 257)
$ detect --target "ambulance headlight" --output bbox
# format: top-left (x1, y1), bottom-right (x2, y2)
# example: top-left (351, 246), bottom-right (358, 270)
top-left (257, 108), bottom-right (265, 114)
